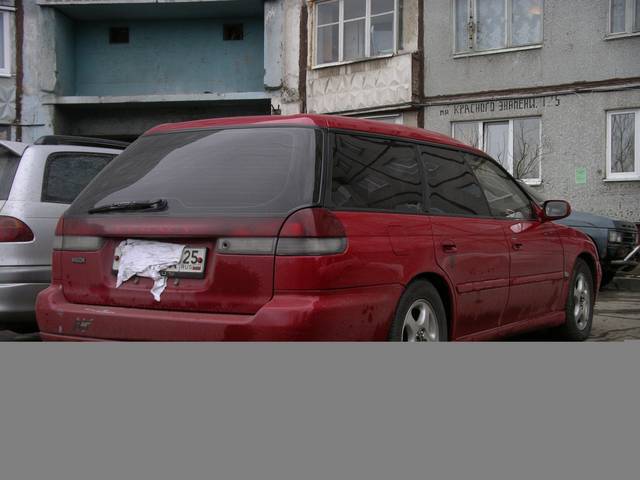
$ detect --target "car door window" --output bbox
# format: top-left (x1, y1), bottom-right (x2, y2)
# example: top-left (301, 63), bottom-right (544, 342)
top-left (42, 153), bottom-right (114, 204)
top-left (330, 133), bottom-right (423, 213)
top-left (467, 155), bottom-right (534, 220)
top-left (420, 146), bottom-right (490, 217)
top-left (0, 152), bottom-right (20, 200)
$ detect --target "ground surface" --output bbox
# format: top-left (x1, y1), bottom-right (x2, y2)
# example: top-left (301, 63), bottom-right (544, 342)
top-left (0, 287), bottom-right (637, 342)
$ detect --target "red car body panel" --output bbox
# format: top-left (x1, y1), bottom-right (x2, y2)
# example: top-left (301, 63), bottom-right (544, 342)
top-left (36, 114), bottom-right (602, 341)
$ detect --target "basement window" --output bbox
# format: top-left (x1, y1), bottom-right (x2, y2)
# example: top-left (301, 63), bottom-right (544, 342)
top-left (109, 27), bottom-right (130, 44)
top-left (223, 24), bottom-right (244, 41)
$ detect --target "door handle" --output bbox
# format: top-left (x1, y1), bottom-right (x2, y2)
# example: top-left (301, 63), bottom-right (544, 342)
top-left (511, 239), bottom-right (524, 251)
top-left (442, 241), bottom-right (458, 253)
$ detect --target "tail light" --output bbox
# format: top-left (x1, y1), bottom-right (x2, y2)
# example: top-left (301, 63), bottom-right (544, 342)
top-left (276, 208), bottom-right (347, 256)
top-left (0, 216), bottom-right (34, 242)
top-left (216, 208), bottom-right (347, 256)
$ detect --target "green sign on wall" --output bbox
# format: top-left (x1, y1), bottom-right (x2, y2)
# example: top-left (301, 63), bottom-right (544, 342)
top-left (575, 167), bottom-right (587, 185)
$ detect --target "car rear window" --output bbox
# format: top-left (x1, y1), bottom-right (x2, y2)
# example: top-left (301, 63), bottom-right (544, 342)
top-left (0, 152), bottom-right (20, 201)
top-left (68, 127), bottom-right (321, 217)
top-left (42, 153), bottom-right (115, 204)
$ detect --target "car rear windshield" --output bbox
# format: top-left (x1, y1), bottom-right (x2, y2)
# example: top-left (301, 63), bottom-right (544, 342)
top-left (0, 152), bottom-right (20, 200)
top-left (68, 127), bottom-right (322, 217)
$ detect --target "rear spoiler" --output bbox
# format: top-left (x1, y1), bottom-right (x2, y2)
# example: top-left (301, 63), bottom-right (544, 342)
top-left (0, 140), bottom-right (28, 157)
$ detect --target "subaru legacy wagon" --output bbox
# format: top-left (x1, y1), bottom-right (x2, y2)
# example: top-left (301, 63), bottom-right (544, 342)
top-left (36, 115), bottom-right (600, 341)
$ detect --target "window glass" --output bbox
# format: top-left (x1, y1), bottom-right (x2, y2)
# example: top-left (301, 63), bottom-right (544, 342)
top-left (484, 122), bottom-right (510, 170)
top-left (421, 146), bottom-right (490, 217)
top-left (344, 19), bottom-right (366, 60)
top-left (0, 152), bottom-right (19, 201)
top-left (69, 128), bottom-right (320, 217)
top-left (453, 122), bottom-right (480, 148)
top-left (345, 0), bottom-right (367, 19)
top-left (318, 1), bottom-right (339, 24)
top-left (317, 24), bottom-right (340, 64)
top-left (476, 0), bottom-right (506, 50)
top-left (512, 0), bottom-right (543, 45)
top-left (611, 0), bottom-right (626, 33)
top-left (371, 13), bottom-right (395, 55)
top-left (455, 0), bottom-right (469, 52)
top-left (331, 134), bottom-right (423, 213)
top-left (468, 156), bottom-right (533, 219)
top-left (512, 118), bottom-right (541, 180)
top-left (371, 0), bottom-right (395, 15)
top-left (43, 154), bottom-right (114, 204)
top-left (610, 113), bottom-right (635, 173)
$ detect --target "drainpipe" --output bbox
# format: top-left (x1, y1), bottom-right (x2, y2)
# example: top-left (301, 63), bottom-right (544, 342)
top-left (14, 0), bottom-right (24, 141)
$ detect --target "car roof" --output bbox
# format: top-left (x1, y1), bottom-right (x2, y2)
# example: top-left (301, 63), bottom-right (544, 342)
top-left (0, 140), bottom-right (29, 157)
top-left (145, 114), bottom-right (484, 155)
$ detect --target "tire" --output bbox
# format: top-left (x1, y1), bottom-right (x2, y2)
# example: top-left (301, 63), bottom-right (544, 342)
top-left (389, 281), bottom-right (448, 342)
top-left (558, 259), bottom-right (594, 341)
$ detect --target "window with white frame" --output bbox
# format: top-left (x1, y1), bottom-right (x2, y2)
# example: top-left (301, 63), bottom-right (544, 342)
top-left (609, 0), bottom-right (640, 34)
top-left (0, 11), bottom-right (11, 76)
top-left (454, 0), bottom-right (543, 53)
top-left (315, 0), bottom-right (399, 66)
top-left (607, 110), bottom-right (640, 180)
top-left (453, 117), bottom-right (542, 183)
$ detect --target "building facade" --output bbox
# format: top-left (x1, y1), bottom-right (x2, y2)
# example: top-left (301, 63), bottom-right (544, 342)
top-left (304, 0), bottom-right (425, 127)
top-left (16, 0), bottom-right (306, 142)
top-left (422, 0), bottom-right (640, 222)
top-left (0, 0), bottom-right (15, 140)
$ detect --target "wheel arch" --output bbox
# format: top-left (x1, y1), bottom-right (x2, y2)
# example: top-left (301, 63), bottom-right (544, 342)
top-left (577, 252), bottom-right (598, 288)
top-left (407, 272), bottom-right (455, 340)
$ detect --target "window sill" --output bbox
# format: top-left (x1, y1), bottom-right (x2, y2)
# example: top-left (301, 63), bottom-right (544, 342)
top-left (603, 176), bottom-right (640, 182)
top-left (312, 53), bottom-right (397, 70)
top-left (0, 72), bottom-right (11, 78)
top-left (453, 44), bottom-right (542, 59)
top-left (604, 31), bottom-right (640, 41)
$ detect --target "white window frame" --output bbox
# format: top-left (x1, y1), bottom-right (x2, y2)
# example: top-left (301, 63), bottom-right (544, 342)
top-left (360, 113), bottom-right (404, 124)
top-left (607, 0), bottom-right (640, 37)
top-left (0, 11), bottom-right (11, 77)
top-left (314, 0), bottom-right (399, 68)
top-left (452, 117), bottom-right (543, 185)
top-left (606, 109), bottom-right (640, 181)
top-left (453, 0), bottom-right (544, 56)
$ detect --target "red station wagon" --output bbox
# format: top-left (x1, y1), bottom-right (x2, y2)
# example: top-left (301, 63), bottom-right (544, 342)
top-left (36, 115), bottom-right (601, 341)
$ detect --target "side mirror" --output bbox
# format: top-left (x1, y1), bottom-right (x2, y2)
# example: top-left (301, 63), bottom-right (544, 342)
top-left (543, 200), bottom-right (571, 221)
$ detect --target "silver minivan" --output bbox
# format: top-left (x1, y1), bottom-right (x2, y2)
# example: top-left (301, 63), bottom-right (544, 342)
top-left (0, 136), bottom-right (125, 331)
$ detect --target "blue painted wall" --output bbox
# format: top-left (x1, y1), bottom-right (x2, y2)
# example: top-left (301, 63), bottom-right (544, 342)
top-left (71, 18), bottom-right (264, 96)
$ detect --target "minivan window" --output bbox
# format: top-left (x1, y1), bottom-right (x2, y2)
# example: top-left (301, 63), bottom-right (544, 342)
top-left (468, 155), bottom-right (534, 220)
top-left (42, 153), bottom-right (114, 204)
top-left (330, 134), bottom-right (423, 213)
top-left (68, 128), bottom-right (321, 217)
top-left (0, 152), bottom-right (20, 200)
top-left (420, 146), bottom-right (490, 217)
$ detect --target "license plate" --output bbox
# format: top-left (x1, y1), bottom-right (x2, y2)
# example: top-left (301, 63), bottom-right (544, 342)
top-left (112, 246), bottom-right (208, 279)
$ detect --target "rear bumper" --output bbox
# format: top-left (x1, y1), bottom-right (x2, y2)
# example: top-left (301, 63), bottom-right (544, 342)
top-left (0, 265), bottom-right (50, 328)
top-left (36, 284), bottom-right (403, 341)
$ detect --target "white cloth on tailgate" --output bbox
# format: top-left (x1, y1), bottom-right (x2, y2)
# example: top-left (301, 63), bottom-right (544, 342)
top-left (115, 239), bottom-right (186, 302)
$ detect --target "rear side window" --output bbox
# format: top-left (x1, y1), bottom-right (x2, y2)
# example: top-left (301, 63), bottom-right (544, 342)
top-left (330, 134), bottom-right (423, 213)
top-left (420, 146), bottom-right (490, 217)
top-left (68, 128), bottom-right (321, 217)
top-left (467, 155), bottom-right (534, 220)
top-left (42, 153), bottom-right (114, 204)
top-left (0, 152), bottom-right (20, 201)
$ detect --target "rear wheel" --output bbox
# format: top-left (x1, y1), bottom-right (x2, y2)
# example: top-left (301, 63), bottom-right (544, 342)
top-left (559, 259), bottom-right (594, 341)
top-left (389, 281), bottom-right (448, 342)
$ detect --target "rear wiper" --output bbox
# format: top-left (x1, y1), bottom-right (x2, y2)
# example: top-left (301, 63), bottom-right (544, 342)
top-left (88, 199), bottom-right (168, 214)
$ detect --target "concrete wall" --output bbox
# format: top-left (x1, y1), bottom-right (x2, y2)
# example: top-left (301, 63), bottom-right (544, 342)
top-left (425, 89), bottom-right (640, 222)
top-left (71, 17), bottom-right (264, 96)
top-left (424, 0), bottom-right (640, 97)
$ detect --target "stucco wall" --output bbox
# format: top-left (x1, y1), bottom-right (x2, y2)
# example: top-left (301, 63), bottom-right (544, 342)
top-left (425, 89), bottom-right (640, 222)
top-left (424, 0), bottom-right (640, 97)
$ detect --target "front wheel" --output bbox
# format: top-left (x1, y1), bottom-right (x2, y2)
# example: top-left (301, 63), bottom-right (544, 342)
top-left (389, 281), bottom-right (448, 342)
top-left (558, 259), bottom-right (594, 341)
